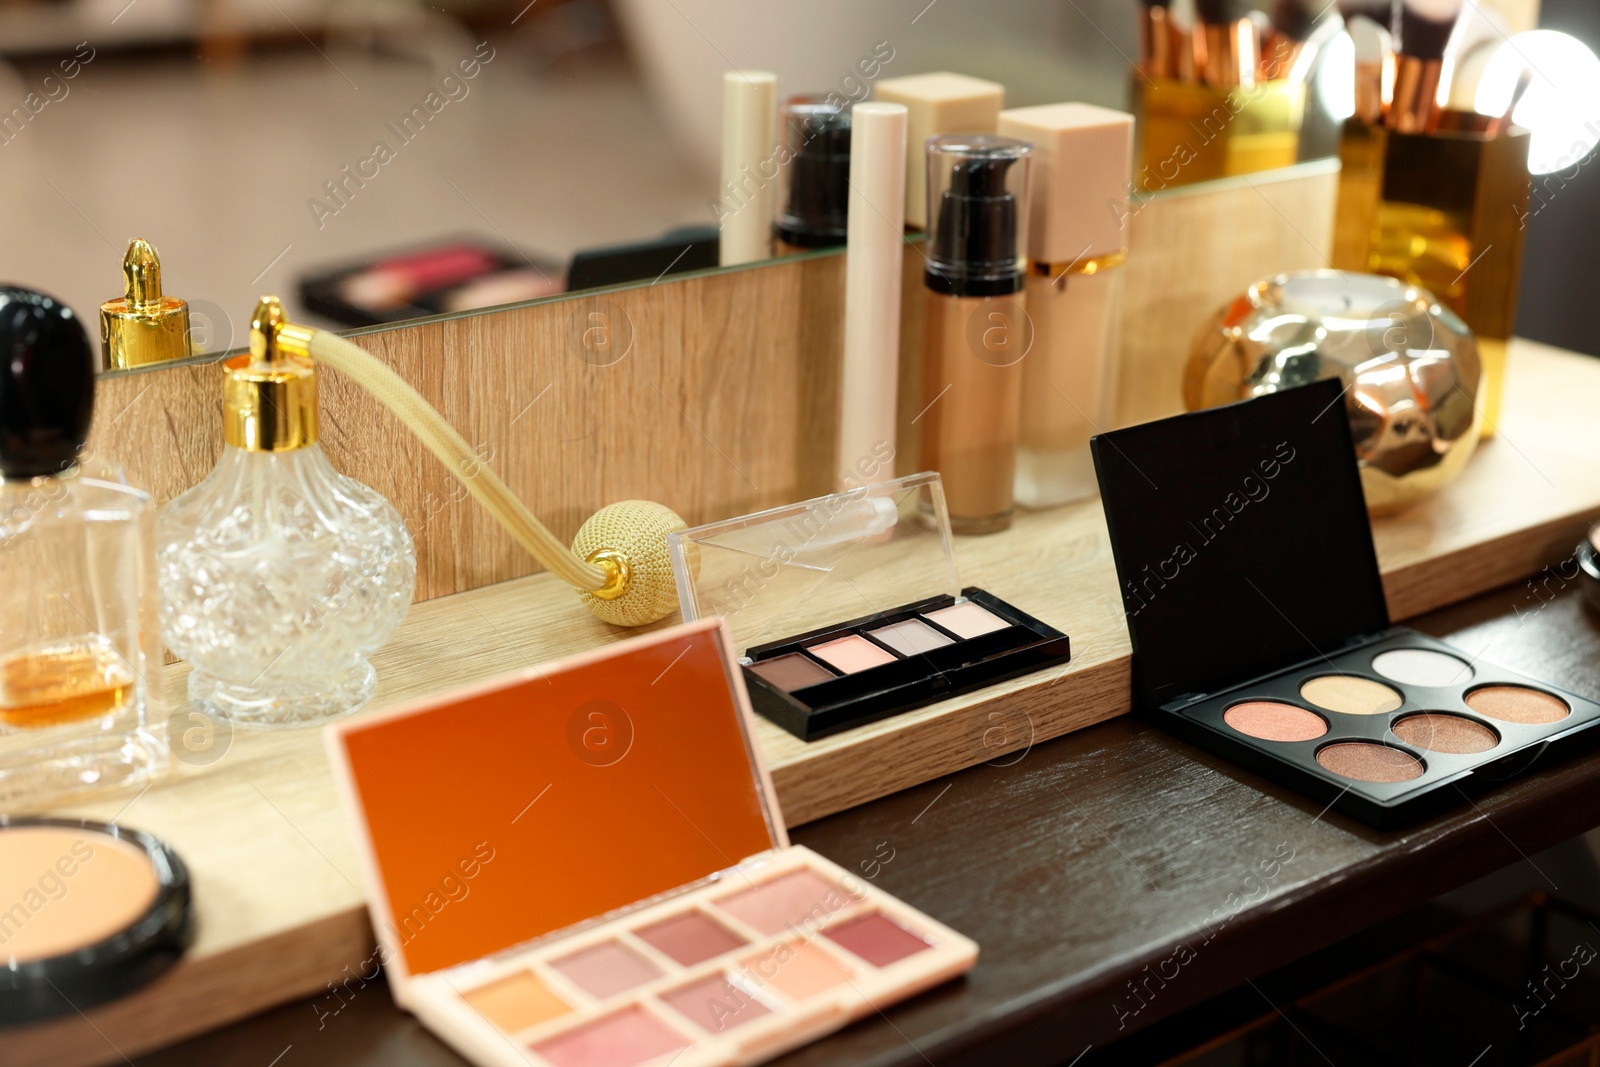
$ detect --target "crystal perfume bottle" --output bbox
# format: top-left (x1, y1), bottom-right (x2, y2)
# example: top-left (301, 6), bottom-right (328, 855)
top-left (157, 297), bottom-right (416, 727)
top-left (0, 287), bottom-right (166, 807)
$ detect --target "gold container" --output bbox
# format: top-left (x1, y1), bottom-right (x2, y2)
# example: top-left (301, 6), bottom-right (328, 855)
top-left (1186, 271), bottom-right (1480, 515)
top-left (1332, 114), bottom-right (1531, 435)
top-left (1135, 77), bottom-right (1304, 191)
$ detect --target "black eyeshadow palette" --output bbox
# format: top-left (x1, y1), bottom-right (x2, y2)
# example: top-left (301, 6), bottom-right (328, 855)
top-left (1092, 379), bottom-right (1600, 828)
top-left (1163, 628), bottom-right (1600, 827)
top-left (740, 588), bottom-right (1070, 741)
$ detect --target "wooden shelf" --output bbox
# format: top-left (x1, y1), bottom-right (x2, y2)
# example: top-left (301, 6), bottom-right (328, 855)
top-left (15, 338), bottom-right (1600, 1066)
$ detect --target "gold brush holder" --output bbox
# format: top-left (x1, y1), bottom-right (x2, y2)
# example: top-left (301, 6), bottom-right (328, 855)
top-left (1333, 114), bottom-right (1531, 435)
top-left (1136, 78), bottom-right (1304, 190)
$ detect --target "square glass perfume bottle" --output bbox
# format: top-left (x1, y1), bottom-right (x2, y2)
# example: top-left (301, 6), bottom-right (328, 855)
top-left (0, 288), bottom-right (165, 808)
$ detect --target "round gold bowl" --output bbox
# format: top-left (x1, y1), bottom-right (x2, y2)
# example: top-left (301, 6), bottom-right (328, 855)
top-left (1185, 270), bottom-right (1481, 514)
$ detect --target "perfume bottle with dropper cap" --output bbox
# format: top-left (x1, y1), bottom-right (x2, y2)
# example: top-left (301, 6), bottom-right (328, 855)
top-left (99, 238), bottom-right (193, 370)
top-left (0, 286), bottom-right (167, 807)
top-left (156, 296), bottom-right (416, 727)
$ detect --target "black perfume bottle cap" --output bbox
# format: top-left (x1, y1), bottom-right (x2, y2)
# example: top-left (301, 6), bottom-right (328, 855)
top-left (776, 95), bottom-right (852, 248)
top-left (0, 286), bottom-right (95, 480)
top-left (924, 135), bottom-right (1033, 297)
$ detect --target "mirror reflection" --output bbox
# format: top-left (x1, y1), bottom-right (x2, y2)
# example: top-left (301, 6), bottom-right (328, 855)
top-left (0, 0), bottom-right (1419, 352)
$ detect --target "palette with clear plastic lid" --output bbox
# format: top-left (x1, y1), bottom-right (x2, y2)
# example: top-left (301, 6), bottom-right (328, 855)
top-left (668, 472), bottom-right (1071, 741)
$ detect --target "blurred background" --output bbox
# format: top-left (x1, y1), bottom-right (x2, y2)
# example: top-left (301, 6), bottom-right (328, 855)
top-left (0, 0), bottom-right (1593, 352)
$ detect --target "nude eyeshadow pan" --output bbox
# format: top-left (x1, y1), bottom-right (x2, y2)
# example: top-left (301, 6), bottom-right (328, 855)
top-left (1223, 702), bottom-right (1327, 742)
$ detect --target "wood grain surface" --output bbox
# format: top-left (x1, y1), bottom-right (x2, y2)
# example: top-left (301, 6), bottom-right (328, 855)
top-left (139, 530), bottom-right (1600, 1067)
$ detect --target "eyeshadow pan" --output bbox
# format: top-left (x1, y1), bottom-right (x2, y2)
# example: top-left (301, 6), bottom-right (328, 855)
top-left (632, 911), bottom-right (746, 966)
top-left (747, 652), bottom-right (837, 692)
top-left (1390, 713), bottom-right (1499, 754)
top-left (825, 912), bottom-right (932, 967)
top-left (743, 939), bottom-right (855, 1000)
top-left (715, 868), bottom-right (855, 935)
top-left (532, 1005), bottom-right (690, 1067)
top-left (924, 601), bottom-right (1011, 639)
top-left (659, 973), bottom-right (773, 1033)
top-left (1315, 742), bottom-right (1425, 783)
top-left (1223, 701), bottom-right (1327, 742)
top-left (462, 971), bottom-right (570, 1033)
top-left (548, 940), bottom-right (663, 1000)
top-left (1299, 675), bottom-right (1403, 716)
top-left (868, 619), bottom-right (955, 657)
top-left (1371, 649), bottom-right (1473, 687)
top-left (809, 635), bottom-right (897, 674)
top-left (1465, 685), bottom-right (1570, 725)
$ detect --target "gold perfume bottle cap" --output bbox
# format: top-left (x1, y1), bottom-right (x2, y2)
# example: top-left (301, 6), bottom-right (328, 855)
top-left (223, 296), bottom-right (319, 452)
top-left (100, 239), bottom-right (192, 370)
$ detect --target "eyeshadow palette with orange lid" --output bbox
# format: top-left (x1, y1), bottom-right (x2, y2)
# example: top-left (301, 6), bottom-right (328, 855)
top-left (667, 472), bottom-right (1071, 741)
top-left (324, 618), bottom-right (976, 1067)
top-left (1092, 379), bottom-right (1600, 828)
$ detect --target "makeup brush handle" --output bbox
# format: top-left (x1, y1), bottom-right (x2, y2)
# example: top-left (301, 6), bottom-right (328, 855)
top-left (305, 330), bottom-right (611, 593)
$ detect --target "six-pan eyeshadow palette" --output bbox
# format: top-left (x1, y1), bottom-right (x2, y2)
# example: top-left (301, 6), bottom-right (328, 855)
top-left (1163, 632), bottom-right (1600, 826)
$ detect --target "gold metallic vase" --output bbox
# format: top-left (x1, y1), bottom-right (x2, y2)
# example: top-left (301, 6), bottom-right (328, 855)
top-left (1332, 115), bottom-right (1531, 436)
top-left (1186, 271), bottom-right (1480, 514)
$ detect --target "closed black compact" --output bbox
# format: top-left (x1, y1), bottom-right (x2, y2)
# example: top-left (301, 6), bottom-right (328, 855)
top-left (668, 472), bottom-right (1071, 741)
top-left (1091, 379), bottom-right (1600, 827)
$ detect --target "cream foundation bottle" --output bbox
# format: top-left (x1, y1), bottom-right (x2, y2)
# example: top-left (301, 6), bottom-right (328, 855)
top-left (918, 135), bottom-right (1033, 534)
top-left (1000, 103), bottom-right (1133, 509)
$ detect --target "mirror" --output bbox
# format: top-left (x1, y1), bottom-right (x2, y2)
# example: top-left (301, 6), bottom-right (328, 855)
top-left (1, 0), bottom-right (1433, 359)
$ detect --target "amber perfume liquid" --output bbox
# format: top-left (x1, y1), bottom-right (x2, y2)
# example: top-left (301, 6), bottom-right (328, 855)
top-left (0, 464), bottom-right (165, 807)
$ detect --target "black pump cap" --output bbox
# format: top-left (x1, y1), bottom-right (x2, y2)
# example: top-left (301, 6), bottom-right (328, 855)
top-left (776, 103), bottom-right (852, 248)
top-left (0, 287), bottom-right (94, 480)
top-left (924, 135), bottom-right (1033, 298)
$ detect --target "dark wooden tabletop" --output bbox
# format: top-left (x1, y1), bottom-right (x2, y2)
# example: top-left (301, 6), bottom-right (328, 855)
top-left (143, 575), bottom-right (1600, 1067)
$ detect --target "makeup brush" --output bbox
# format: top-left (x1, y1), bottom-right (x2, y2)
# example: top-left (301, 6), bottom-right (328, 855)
top-left (1138, 0), bottom-right (1176, 79)
top-left (1339, 0), bottom-right (1397, 123)
top-left (1196, 0), bottom-right (1259, 88)
top-left (1170, 0), bottom-right (1201, 83)
top-left (1263, 0), bottom-right (1317, 81)
top-left (1388, 0), bottom-right (1464, 133)
top-left (1485, 67), bottom-right (1532, 137)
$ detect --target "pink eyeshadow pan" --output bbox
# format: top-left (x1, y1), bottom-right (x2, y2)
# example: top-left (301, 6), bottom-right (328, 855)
top-left (632, 911), bottom-right (746, 966)
top-left (531, 1005), bottom-right (688, 1067)
top-left (715, 869), bottom-right (855, 935)
top-left (808, 635), bottom-right (897, 674)
top-left (825, 912), bottom-right (932, 967)
top-left (548, 940), bottom-right (663, 1000)
top-left (923, 602), bottom-right (1010, 639)
top-left (659, 974), bottom-right (773, 1033)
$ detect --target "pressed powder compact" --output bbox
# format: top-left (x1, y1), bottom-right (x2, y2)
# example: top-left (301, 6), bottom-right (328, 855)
top-left (0, 817), bottom-right (193, 1024)
top-left (667, 472), bottom-right (1071, 741)
top-left (1092, 379), bottom-right (1600, 827)
top-left (325, 619), bottom-right (976, 1067)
